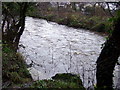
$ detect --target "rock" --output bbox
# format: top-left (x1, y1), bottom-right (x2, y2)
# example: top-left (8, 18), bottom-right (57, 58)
top-left (52, 73), bottom-right (83, 86)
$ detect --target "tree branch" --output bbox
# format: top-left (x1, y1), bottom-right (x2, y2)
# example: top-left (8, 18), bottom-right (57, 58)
top-left (106, 2), bottom-right (114, 17)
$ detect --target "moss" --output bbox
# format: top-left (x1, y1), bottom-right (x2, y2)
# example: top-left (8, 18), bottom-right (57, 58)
top-left (52, 73), bottom-right (83, 86)
top-left (28, 73), bottom-right (85, 89)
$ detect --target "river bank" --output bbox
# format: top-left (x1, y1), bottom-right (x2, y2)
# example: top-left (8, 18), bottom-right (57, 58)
top-left (3, 16), bottom-right (120, 89)
top-left (3, 45), bottom-right (85, 89)
top-left (19, 17), bottom-right (120, 89)
top-left (27, 10), bottom-right (112, 36)
top-left (2, 44), bottom-right (32, 88)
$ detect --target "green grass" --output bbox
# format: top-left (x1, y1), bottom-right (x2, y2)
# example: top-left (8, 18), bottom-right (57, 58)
top-left (30, 80), bottom-right (85, 89)
top-left (2, 44), bottom-right (32, 88)
top-left (27, 8), bottom-right (113, 35)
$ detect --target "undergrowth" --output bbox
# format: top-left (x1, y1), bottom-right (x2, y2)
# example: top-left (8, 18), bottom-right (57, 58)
top-left (2, 44), bottom-right (32, 88)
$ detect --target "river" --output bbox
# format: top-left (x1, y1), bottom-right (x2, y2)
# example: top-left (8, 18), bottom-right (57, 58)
top-left (18, 17), bottom-right (120, 89)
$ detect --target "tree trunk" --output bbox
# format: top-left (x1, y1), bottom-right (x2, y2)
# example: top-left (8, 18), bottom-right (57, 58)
top-left (71, 2), bottom-right (76, 11)
top-left (2, 15), bottom-right (7, 34)
top-left (96, 15), bottom-right (120, 89)
top-left (14, 2), bottom-right (28, 51)
top-left (2, 2), bottom-right (29, 51)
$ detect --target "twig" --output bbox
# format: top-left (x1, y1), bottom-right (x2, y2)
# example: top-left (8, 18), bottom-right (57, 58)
top-left (68, 41), bottom-right (72, 73)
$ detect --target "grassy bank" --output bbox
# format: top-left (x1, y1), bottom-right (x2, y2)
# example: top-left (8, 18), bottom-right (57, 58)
top-left (27, 9), bottom-right (113, 35)
top-left (2, 44), bottom-right (32, 88)
top-left (28, 73), bottom-right (85, 89)
top-left (2, 45), bottom-right (85, 89)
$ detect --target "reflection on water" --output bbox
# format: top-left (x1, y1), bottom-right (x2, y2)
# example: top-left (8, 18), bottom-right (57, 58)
top-left (19, 17), bottom-right (120, 88)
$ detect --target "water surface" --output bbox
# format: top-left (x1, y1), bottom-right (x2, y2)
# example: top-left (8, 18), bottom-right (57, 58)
top-left (19, 17), bottom-right (120, 88)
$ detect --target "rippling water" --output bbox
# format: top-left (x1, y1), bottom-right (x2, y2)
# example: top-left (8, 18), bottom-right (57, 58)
top-left (19, 17), bottom-right (120, 88)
